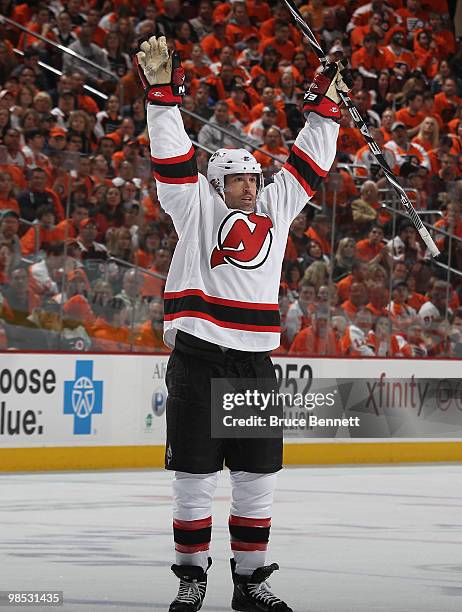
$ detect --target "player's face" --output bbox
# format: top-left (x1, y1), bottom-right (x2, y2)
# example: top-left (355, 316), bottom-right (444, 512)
top-left (224, 174), bottom-right (258, 212)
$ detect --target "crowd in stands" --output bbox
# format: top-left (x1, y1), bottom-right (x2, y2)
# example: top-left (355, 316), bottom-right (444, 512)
top-left (0, 0), bottom-right (461, 357)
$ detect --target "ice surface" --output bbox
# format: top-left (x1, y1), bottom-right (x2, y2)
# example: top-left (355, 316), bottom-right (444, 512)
top-left (1, 464), bottom-right (462, 611)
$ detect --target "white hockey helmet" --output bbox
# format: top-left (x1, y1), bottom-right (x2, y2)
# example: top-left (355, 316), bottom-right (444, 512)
top-left (207, 148), bottom-right (263, 201)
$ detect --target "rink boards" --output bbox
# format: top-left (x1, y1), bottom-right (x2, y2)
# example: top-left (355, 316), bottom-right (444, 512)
top-left (0, 352), bottom-right (461, 471)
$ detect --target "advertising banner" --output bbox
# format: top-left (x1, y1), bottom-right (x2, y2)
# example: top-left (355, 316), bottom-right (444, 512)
top-left (0, 354), bottom-right (461, 451)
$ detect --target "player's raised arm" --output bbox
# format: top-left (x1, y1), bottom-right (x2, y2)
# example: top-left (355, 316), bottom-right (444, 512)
top-left (135, 36), bottom-right (199, 232)
top-left (265, 61), bottom-right (352, 222)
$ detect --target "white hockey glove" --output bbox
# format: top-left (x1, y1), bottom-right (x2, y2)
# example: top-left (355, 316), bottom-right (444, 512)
top-left (135, 35), bottom-right (185, 106)
top-left (303, 59), bottom-right (353, 122)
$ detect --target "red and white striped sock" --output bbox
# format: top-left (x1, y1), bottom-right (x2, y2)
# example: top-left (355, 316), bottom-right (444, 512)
top-left (229, 514), bottom-right (271, 574)
top-left (172, 471), bottom-right (218, 571)
top-left (229, 471), bottom-right (278, 575)
top-left (173, 516), bottom-right (212, 569)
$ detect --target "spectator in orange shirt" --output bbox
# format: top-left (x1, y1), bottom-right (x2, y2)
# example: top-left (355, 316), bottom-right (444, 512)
top-left (70, 71), bottom-right (100, 116)
top-left (379, 108), bottom-right (395, 143)
top-left (259, 22), bottom-right (296, 63)
top-left (250, 46), bottom-right (282, 87)
top-left (225, 84), bottom-right (251, 125)
top-left (174, 21), bottom-right (195, 61)
top-left (20, 204), bottom-right (62, 256)
top-left (341, 282), bottom-right (369, 321)
top-left (337, 109), bottom-right (364, 160)
top-left (396, 0), bottom-right (427, 35)
top-left (250, 86), bottom-right (287, 129)
top-left (305, 214), bottom-right (332, 256)
top-left (134, 298), bottom-right (168, 353)
top-left (141, 248), bottom-right (171, 298)
top-left (91, 297), bottom-right (131, 352)
top-left (350, 12), bottom-right (386, 50)
top-left (413, 30), bottom-right (439, 78)
top-left (0, 171), bottom-right (19, 215)
top-left (200, 21), bottom-right (231, 63)
top-left (395, 90), bottom-right (426, 137)
top-left (337, 260), bottom-right (370, 302)
top-left (225, 1), bottom-right (258, 45)
top-left (365, 282), bottom-right (389, 318)
top-left (382, 28), bottom-right (416, 77)
top-left (433, 78), bottom-right (462, 124)
top-left (246, 0), bottom-right (272, 23)
top-left (427, 13), bottom-right (456, 59)
top-left (351, 33), bottom-right (387, 78)
top-left (253, 127), bottom-right (289, 174)
top-left (406, 276), bottom-right (428, 313)
top-left (356, 225), bottom-right (386, 263)
top-left (260, 4), bottom-right (301, 46)
top-left (134, 226), bottom-right (161, 270)
top-left (289, 308), bottom-right (339, 356)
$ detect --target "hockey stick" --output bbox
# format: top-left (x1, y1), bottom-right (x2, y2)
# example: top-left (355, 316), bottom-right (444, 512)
top-left (282, 0), bottom-right (440, 257)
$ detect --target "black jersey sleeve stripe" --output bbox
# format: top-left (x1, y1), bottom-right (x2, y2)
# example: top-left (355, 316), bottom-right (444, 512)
top-left (151, 152), bottom-right (198, 181)
top-left (284, 146), bottom-right (327, 193)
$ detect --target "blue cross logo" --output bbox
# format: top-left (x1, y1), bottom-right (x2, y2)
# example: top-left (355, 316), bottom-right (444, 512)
top-left (64, 361), bottom-right (103, 435)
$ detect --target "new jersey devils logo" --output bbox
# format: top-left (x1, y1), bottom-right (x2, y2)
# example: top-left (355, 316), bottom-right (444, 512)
top-left (210, 211), bottom-right (273, 269)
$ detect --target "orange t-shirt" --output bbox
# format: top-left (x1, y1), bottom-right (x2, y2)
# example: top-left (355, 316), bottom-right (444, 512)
top-left (141, 267), bottom-right (166, 298)
top-left (382, 46), bottom-right (416, 71)
top-left (225, 97), bottom-right (251, 125)
top-left (246, 0), bottom-right (271, 22)
top-left (254, 145), bottom-right (289, 168)
top-left (91, 318), bottom-right (131, 352)
top-left (356, 239), bottom-right (384, 262)
top-left (20, 225), bottom-right (62, 256)
top-left (250, 64), bottom-right (281, 87)
top-left (433, 92), bottom-right (462, 122)
top-left (200, 33), bottom-right (230, 63)
top-left (258, 37), bottom-right (296, 62)
top-left (305, 226), bottom-right (331, 254)
top-left (289, 327), bottom-right (339, 356)
top-left (337, 127), bottom-right (364, 156)
top-left (336, 275), bottom-right (353, 302)
top-left (134, 321), bottom-right (167, 352)
top-left (134, 249), bottom-right (155, 269)
top-left (226, 23), bottom-right (259, 46)
top-left (0, 197), bottom-right (19, 215)
top-left (351, 48), bottom-right (387, 72)
top-left (395, 108), bottom-right (426, 129)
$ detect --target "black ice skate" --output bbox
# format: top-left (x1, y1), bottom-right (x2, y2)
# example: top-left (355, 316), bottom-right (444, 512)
top-left (230, 559), bottom-right (293, 611)
top-left (169, 557), bottom-right (212, 611)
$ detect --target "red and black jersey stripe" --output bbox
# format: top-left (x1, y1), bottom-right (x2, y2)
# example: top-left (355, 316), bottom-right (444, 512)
top-left (151, 146), bottom-right (198, 184)
top-left (283, 144), bottom-right (328, 198)
top-left (164, 289), bottom-right (281, 333)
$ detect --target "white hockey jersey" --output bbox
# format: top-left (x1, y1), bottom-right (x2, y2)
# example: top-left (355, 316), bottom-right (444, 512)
top-left (147, 104), bottom-right (338, 351)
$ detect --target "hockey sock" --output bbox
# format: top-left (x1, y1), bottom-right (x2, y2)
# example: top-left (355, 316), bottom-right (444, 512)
top-left (229, 471), bottom-right (278, 575)
top-left (172, 471), bottom-right (218, 571)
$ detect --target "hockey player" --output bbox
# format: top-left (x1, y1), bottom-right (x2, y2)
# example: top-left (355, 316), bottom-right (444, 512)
top-left (135, 36), bottom-right (351, 611)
